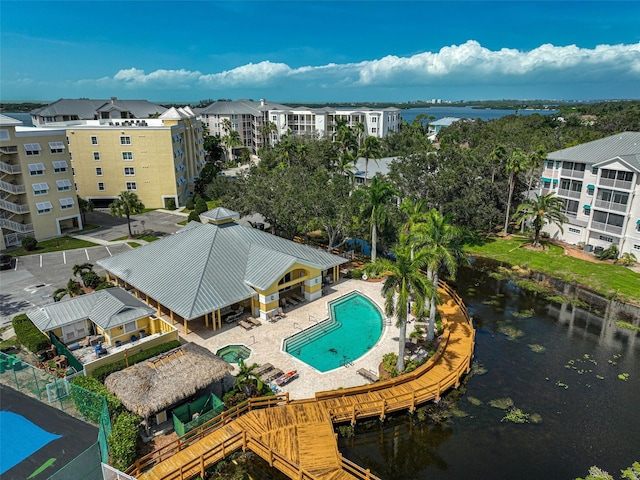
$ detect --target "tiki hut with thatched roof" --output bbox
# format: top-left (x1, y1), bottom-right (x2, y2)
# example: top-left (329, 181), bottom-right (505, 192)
top-left (104, 342), bottom-right (231, 431)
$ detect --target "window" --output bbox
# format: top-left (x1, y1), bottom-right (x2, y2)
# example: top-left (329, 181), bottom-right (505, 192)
top-left (634, 244), bottom-right (640, 251)
top-left (0, 129), bottom-right (10, 141)
top-left (120, 136), bottom-right (131, 145)
top-left (562, 161), bottom-right (586, 172)
top-left (636, 222), bottom-right (640, 233)
top-left (56, 179), bottom-right (72, 191)
top-left (561, 199), bottom-right (579, 215)
top-left (124, 166), bottom-right (135, 176)
top-left (593, 210), bottom-right (624, 227)
top-left (542, 180), bottom-right (551, 189)
top-left (24, 143), bottom-right (42, 156)
top-left (49, 141), bottom-right (65, 154)
top-left (52, 160), bottom-right (69, 173)
top-left (36, 201), bottom-right (53, 214)
top-left (126, 181), bottom-right (137, 191)
top-left (72, 167), bottom-right (75, 176)
top-left (32, 182), bottom-right (49, 195)
top-left (591, 166), bottom-right (598, 175)
top-left (587, 185), bottom-right (594, 195)
top-left (93, 152), bottom-right (101, 161)
top-left (91, 136), bottom-right (98, 145)
top-left (371, 117), bottom-right (377, 123)
top-left (272, 115), bottom-right (277, 121)
top-left (69, 152), bottom-right (73, 161)
top-left (97, 182), bottom-right (105, 191)
top-left (28, 163), bottom-right (45, 176)
top-left (122, 151), bottom-right (133, 161)
top-left (371, 128), bottom-right (377, 133)
top-left (66, 136), bottom-right (70, 145)
top-left (124, 321), bottom-right (137, 334)
top-left (568, 227), bottom-right (580, 234)
top-left (96, 167), bottom-right (103, 176)
top-left (599, 235), bottom-right (613, 243)
top-left (59, 197), bottom-right (75, 210)
top-left (75, 182), bottom-right (78, 191)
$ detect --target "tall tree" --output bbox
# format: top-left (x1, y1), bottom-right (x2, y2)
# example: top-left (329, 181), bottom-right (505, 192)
top-left (503, 148), bottom-right (528, 235)
top-left (362, 177), bottom-right (397, 263)
top-left (512, 192), bottom-right (568, 247)
top-left (259, 121), bottom-right (278, 148)
top-left (359, 136), bottom-right (382, 184)
top-left (77, 196), bottom-right (94, 226)
top-left (378, 238), bottom-right (434, 372)
top-left (109, 191), bottom-right (145, 238)
top-left (412, 209), bottom-right (466, 340)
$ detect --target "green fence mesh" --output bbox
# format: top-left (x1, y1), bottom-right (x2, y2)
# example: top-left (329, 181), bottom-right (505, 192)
top-left (46, 442), bottom-right (103, 480)
top-left (50, 333), bottom-right (84, 373)
top-left (172, 393), bottom-right (224, 437)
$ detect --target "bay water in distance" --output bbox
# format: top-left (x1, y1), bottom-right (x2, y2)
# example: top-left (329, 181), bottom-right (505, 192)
top-left (401, 105), bottom-right (557, 124)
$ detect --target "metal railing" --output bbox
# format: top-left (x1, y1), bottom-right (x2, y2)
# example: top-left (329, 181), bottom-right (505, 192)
top-left (0, 217), bottom-right (33, 233)
top-left (0, 179), bottom-right (26, 194)
top-left (0, 160), bottom-right (21, 174)
top-left (557, 188), bottom-right (581, 199)
top-left (598, 178), bottom-right (632, 190)
top-left (0, 198), bottom-right (30, 214)
top-left (590, 221), bottom-right (623, 235)
top-left (594, 199), bottom-right (628, 213)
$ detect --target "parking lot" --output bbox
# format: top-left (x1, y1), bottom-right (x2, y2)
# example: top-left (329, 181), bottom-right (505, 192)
top-left (0, 209), bottom-right (186, 326)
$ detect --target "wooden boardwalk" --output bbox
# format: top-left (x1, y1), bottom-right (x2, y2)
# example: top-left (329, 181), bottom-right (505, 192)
top-left (129, 282), bottom-right (474, 480)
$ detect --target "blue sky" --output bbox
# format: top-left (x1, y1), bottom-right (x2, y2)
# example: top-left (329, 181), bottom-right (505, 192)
top-left (2, 1), bottom-right (639, 103)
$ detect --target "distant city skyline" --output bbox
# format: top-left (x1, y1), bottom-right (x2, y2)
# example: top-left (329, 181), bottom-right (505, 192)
top-left (1, 1), bottom-right (639, 103)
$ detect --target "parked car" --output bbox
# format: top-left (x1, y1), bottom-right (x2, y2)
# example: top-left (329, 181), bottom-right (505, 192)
top-left (0, 254), bottom-right (13, 270)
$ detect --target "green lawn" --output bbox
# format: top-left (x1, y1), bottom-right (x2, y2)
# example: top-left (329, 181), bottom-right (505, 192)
top-left (110, 234), bottom-right (159, 242)
top-left (9, 236), bottom-right (99, 256)
top-left (465, 236), bottom-right (640, 304)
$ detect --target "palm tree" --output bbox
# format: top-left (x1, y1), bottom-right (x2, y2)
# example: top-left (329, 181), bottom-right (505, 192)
top-left (412, 209), bottom-right (466, 340)
top-left (259, 121), bottom-right (277, 148)
top-left (378, 239), bottom-right (434, 372)
top-left (332, 150), bottom-right (356, 183)
top-left (77, 196), bottom-right (94, 226)
top-left (72, 262), bottom-right (94, 287)
top-left (53, 279), bottom-right (84, 302)
top-left (222, 130), bottom-right (242, 164)
top-left (502, 148), bottom-right (528, 235)
top-left (512, 192), bottom-right (568, 247)
top-left (234, 359), bottom-right (264, 396)
top-left (109, 191), bottom-right (145, 238)
top-left (359, 136), bottom-right (382, 185)
top-left (362, 177), bottom-right (398, 263)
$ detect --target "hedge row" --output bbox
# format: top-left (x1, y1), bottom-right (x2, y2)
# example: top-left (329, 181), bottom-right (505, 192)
top-left (108, 411), bottom-right (141, 471)
top-left (12, 314), bottom-right (50, 352)
top-left (91, 340), bottom-right (182, 382)
top-left (70, 375), bottom-right (123, 420)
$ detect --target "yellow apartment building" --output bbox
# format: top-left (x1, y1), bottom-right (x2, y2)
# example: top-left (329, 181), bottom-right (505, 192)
top-left (1, 114), bottom-right (81, 249)
top-left (54, 107), bottom-right (205, 209)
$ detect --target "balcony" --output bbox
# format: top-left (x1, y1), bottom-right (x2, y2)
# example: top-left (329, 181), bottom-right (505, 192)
top-left (590, 221), bottom-right (623, 236)
top-left (594, 199), bottom-right (628, 213)
top-left (598, 178), bottom-right (633, 190)
top-left (0, 198), bottom-right (30, 214)
top-left (0, 160), bottom-right (21, 174)
top-left (557, 188), bottom-right (581, 199)
top-left (561, 168), bottom-right (585, 179)
top-left (0, 179), bottom-right (26, 195)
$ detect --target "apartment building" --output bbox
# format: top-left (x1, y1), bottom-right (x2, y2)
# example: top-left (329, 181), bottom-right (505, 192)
top-left (33, 100), bottom-right (205, 209)
top-left (197, 100), bottom-right (402, 155)
top-left (539, 132), bottom-right (640, 256)
top-left (1, 115), bottom-right (81, 249)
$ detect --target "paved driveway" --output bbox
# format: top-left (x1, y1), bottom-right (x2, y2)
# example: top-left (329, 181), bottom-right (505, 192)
top-left (0, 209), bottom-right (186, 326)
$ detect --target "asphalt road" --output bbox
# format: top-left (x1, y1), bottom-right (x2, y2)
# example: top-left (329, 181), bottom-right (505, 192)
top-left (0, 210), bottom-right (186, 326)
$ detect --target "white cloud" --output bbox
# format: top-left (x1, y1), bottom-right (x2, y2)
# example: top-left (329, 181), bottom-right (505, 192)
top-left (77, 40), bottom-right (640, 92)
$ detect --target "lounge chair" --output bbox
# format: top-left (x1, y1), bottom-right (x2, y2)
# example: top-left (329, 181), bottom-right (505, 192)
top-left (267, 311), bottom-right (278, 323)
top-left (247, 317), bottom-right (262, 327)
top-left (262, 368), bottom-right (283, 383)
top-left (227, 306), bottom-right (245, 323)
top-left (238, 320), bottom-right (253, 331)
top-left (292, 294), bottom-right (305, 303)
top-left (254, 363), bottom-right (274, 377)
top-left (276, 370), bottom-right (298, 386)
top-left (357, 368), bottom-right (379, 383)
top-left (277, 307), bottom-right (287, 318)
top-left (284, 296), bottom-right (297, 306)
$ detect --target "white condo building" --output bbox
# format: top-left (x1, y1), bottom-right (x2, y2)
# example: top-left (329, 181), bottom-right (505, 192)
top-left (540, 132), bottom-right (640, 256)
top-left (197, 100), bottom-right (402, 154)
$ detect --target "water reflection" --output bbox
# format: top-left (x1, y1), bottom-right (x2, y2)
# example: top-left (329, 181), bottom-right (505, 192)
top-left (339, 260), bottom-right (639, 480)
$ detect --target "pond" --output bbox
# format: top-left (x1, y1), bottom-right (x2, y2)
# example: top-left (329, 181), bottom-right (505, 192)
top-left (338, 259), bottom-right (640, 479)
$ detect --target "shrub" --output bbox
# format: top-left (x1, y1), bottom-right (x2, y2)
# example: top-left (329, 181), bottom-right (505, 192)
top-left (90, 340), bottom-right (181, 382)
top-left (70, 375), bottom-right (122, 419)
top-left (12, 314), bottom-right (50, 352)
top-left (185, 197), bottom-right (194, 210)
top-left (596, 245), bottom-right (619, 261)
top-left (187, 211), bottom-right (201, 223)
top-left (165, 198), bottom-right (176, 211)
top-left (348, 268), bottom-right (363, 279)
top-left (108, 411), bottom-right (141, 471)
top-left (382, 352), bottom-right (399, 378)
top-left (21, 237), bottom-right (38, 251)
top-left (194, 198), bottom-right (208, 215)
top-left (81, 271), bottom-right (102, 289)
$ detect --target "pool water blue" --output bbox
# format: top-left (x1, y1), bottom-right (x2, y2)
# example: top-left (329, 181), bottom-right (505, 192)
top-left (216, 345), bottom-right (251, 364)
top-left (284, 292), bottom-right (383, 372)
top-left (0, 411), bottom-right (61, 474)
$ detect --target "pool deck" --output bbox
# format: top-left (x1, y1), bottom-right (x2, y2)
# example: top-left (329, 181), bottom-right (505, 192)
top-left (173, 279), bottom-right (401, 400)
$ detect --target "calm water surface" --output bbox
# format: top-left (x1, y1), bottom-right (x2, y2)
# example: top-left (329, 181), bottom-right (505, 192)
top-left (339, 259), bottom-right (639, 480)
top-left (401, 106), bottom-right (557, 125)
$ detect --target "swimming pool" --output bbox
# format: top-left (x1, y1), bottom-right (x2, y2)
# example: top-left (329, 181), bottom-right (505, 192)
top-left (284, 292), bottom-right (383, 372)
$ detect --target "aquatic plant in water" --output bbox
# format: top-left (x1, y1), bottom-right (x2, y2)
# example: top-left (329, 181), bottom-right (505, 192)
top-left (471, 361), bottom-right (488, 376)
top-left (498, 324), bottom-right (525, 340)
top-left (555, 381), bottom-right (569, 389)
top-left (616, 320), bottom-right (640, 332)
top-left (488, 397), bottom-right (514, 410)
top-left (501, 407), bottom-right (530, 424)
top-left (528, 344), bottom-right (545, 353)
top-left (512, 308), bottom-right (535, 318)
top-left (618, 373), bottom-right (629, 381)
top-left (467, 396), bottom-right (483, 406)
